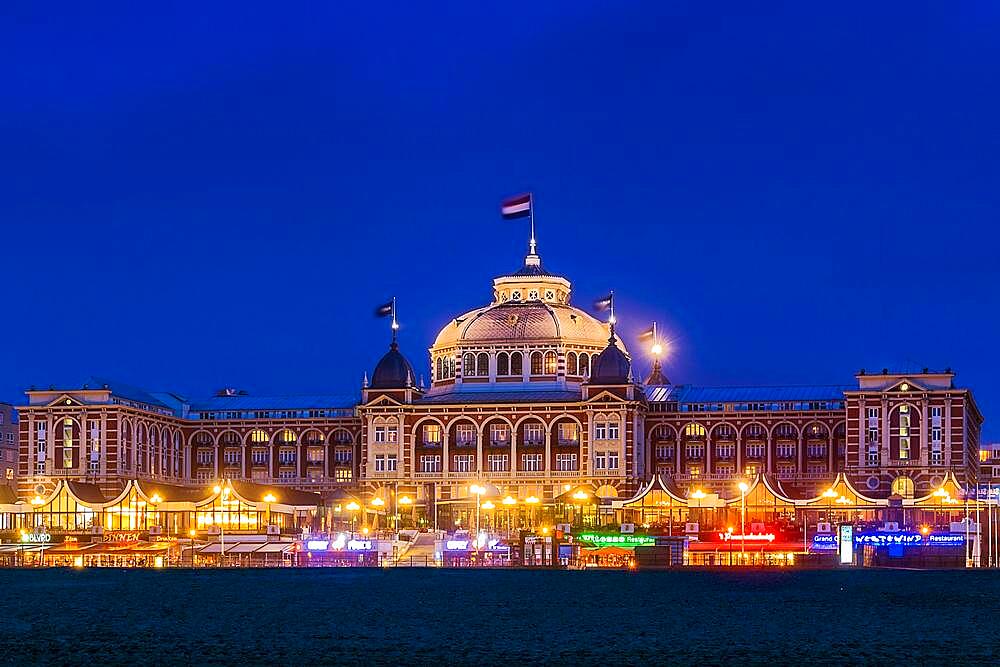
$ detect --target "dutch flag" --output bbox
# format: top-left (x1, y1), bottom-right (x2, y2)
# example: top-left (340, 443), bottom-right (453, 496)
top-left (501, 193), bottom-right (532, 219)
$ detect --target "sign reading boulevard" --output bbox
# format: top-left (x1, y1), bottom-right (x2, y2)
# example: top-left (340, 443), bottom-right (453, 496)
top-left (577, 533), bottom-right (655, 548)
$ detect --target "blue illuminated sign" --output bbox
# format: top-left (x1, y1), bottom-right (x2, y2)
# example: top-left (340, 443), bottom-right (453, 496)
top-left (811, 531), bottom-right (965, 551)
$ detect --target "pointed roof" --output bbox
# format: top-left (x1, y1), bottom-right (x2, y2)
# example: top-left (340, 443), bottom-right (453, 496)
top-left (589, 329), bottom-right (632, 385)
top-left (645, 358), bottom-right (669, 385)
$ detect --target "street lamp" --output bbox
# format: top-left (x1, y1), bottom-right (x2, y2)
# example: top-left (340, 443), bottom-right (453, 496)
top-left (572, 490), bottom-right (590, 527)
top-left (933, 487), bottom-right (949, 529)
top-left (738, 482), bottom-right (750, 557)
top-left (212, 484), bottom-right (230, 567)
top-left (470, 484), bottom-right (486, 545)
top-left (188, 529), bottom-right (196, 568)
top-left (371, 496), bottom-right (385, 533)
top-left (263, 492), bottom-right (276, 531)
top-left (525, 495), bottom-right (539, 531)
top-left (399, 495), bottom-right (413, 530)
top-left (481, 500), bottom-right (495, 535)
top-left (502, 496), bottom-right (517, 536)
top-left (346, 501), bottom-right (360, 536)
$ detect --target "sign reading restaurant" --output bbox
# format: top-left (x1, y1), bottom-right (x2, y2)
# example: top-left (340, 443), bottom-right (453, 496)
top-left (577, 533), bottom-right (655, 548)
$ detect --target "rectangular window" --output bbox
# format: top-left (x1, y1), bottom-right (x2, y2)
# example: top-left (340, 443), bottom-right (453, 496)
top-left (898, 437), bottom-right (910, 460)
top-left (776, 443), bottom-right (795, 458)
top-left (387, 428), bottom-right (398, 444)
top-left (453, 454), bottom-right (474, 472)
top-left (387, 454), bottom-right (397, 472)
top-left (685, 444), bottom-right (704, 459)
top-left (716, 444), bottom-right (734, 459)
top-left (607, 451), bottom-right (619, 470)
top-left (307, 447), bottom-right (324, 464)
top-left (558, 423), bottom-right (578, 444)
top-left (655, 445), bottom-right (673, 460)
top-left (197, 450), bottom-right (214, 465)
top-left (931, 427), bottom-right (942, 443)
top-left (455, 424), bottom-right (475, 446)
top-left (807, 444), bottom-right (827, 457)
top-left (866, 445), bottom-right (880, 466)
top-left (489, 424), bottom-right (509, 446)
top-left (419, 455), bottom-right (441, 473)
top-left (899, 414), bottom-right (910, 436)
top-left (251, 449), bottom-right (268, 465)
top-left (523, 424), bottom-right (543, 445)
top-left (555, 453), bottom-right (577, 471)
top-left (374, 426), bottom-right (386, 443)
top-left (488, 454), bottom-right (508, 472)
top-left (335, 468), bottom-right (353, 482)
top-left (521, 453), bottom-right (542, 472)
top-left (278, 449), bottom-right (296, 465)
top-left (594, 453), bottom-right (606, 470)
top-left (374, 455), bottom-right (386, 472)
top-left (594, 422), bottom-right (607, 440)
top-left (608, 422), bottom-right (620, 440)
top-left (335, 448), bottom-right (352, 463)
top-left (746, 444), bottom-right (765, 458)
top-left (806, 462), bottom-right (827, 474)
top-left (931, 406), bottom-right (942, 425)
top-left (278, 470), bottom-right (296, 480)
top-left (423, 424), bottom-right (441, 445)
top-left (867, 427), bottom-right (879, 444)
top-left (223, 450), bottom-right (241, 465)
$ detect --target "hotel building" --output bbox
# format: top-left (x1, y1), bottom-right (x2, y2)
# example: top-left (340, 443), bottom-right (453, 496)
top-left (9, 244), bottom-right (985, 531)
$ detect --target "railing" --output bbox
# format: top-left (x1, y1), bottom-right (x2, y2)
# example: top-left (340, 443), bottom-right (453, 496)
top-left (556, 439), bottom-right (580, 447)
top-left (453, 439), bottom-right (478, 449)
top-left (520, 440), bottom-right (544, 447)
top-left (414, 471), bottom-right (442, 478)
top-left (370, 471), bottom-right (400, 479)
top-left (514, 470), bottom-right (546, 478)
top-left (592, 468), bottom-right (621, 476)
top-left (419, 441), bottom-right (443, 449)
top-left (486, 440), bottom-right (511, 448)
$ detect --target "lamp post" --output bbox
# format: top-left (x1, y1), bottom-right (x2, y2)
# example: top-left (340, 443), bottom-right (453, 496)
top-left (371, 496), bottom-right (385, 535)
top-left (933, 487), bottom-right (949, 530)
top-left (470, 484), bottom-right (486, 547)
top-left (572, 490), bottom-right (590, 527)
top-left (345, 501), bottom-right (360, 537)
top-left (737, 482), bottom-right (750, 559)
top-left (481, 500), bottom-right (495, 538)
top-left (525, 496), bottom-right (539, 531)
top-left (149, 493), bottom-right (162, 534)
top-left (212, 484), bottom-right (230, 568)
top-left (263, 492), bottom-right (276, 532)
top-left (399, 495), bottom-right (413, 530)
top-left (188, 529), bottom-right (196, 568)
top-left (502, 496), bottom-right (517, 537)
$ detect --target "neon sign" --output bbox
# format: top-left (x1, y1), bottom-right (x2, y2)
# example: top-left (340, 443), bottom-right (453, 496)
top-left (812, 531), bottom-right (965, 551)
top-left (20, 532), bottom-right (51, 543)
top-left (578, 533), bottom-right (655, 548)
top-left (718, 532), bottom-right (776, 543)
top-left (306, 540), bottom-right (329, 551)
top-left (347, 540), bottom-right (372, 551)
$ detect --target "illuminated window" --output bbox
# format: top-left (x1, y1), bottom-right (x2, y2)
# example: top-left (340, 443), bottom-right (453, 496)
top-left (335, 468), bottom-right (352, 482)
top-left (891, 476), bottom-right (914, 498)
top-left (544, 289), bottom-right (555, 301)
top-left (453, 454), bottom-right (473, 472)
top-left (455, 424), bottom-right (475, 446)
top-left (423, 424), bottom-right (441, 445)
top-left (899, 404), bottom-right (909, 413)
top-left (62, 419), bottom-right (74, 469)
top-left (555, 453), bottom-right (577, 471)
top-left (488, 454), bottom-right (508, 472)
top-left (543, 351), bottom-right (557, 374)
top-left (558, 423), bottom-right (578, 443)
top-left (489, 423), bottom-right (509, 445)
top-left (898, 437), bottom-right (910, 460)
top-left (521, 453), bottom-right (542, 471)
top-left (250, 430), bottom-right (268, 444)
top-left (419, 455), bottom-right (441, 473)
top-left (684, 423), bottom-right (706, 437)
top-left (528, 289), bottom-right (539, 300)
top-left (511, 290), bottom-right (522, 301)
top-left (523, 423), bottom-right (544, 445)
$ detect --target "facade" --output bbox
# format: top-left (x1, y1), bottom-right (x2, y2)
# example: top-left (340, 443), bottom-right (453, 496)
top-left (0, 403), bottom-right (16, 491)
top-left (10, 245), bottom-right (985, 532)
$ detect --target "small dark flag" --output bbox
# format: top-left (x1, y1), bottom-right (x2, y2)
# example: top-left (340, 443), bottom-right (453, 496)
top-left (593, 293), bottom-right (613, 312)
top-left (501, 193), bottom-right (532, 219)
top-left (638, 325), bottom-right (656, 340)
top-left (374, 301), bottom-right (394, 318)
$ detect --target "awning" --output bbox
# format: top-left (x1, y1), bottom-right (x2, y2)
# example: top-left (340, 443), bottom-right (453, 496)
top-left (43, 543), bottom-right (99, 555)
top-left (254, 543), bottom-right (294, 554)
top-left (227, 543), bottom-right (264, 554)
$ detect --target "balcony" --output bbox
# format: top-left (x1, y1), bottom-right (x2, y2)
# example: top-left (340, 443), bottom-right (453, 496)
top-left (487, 439), bottom-right (511, 448)
top-left (714, 448), bottom-right (735, 460)
top-left (419, 441), bottom-right (443, 449)
top-left (592, 468), bottom-right (621, 477)
top-left (515, 470), bottom-right (546, 478)
top-left (370, 471), bottom-right (400, 479)
top-left (415, 471), bottom-right (443, 478)
top-left (556, 439), bottom-right (580, 447)
top-left (520, 440), bottom-right (544, 448)
top-left (453, 438), bottom-right (478, 449)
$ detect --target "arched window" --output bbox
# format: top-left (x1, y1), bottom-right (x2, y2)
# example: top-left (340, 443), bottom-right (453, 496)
top-left (579, 353), bottom-right (590, 377)
top-left (530, 351), bottom-right (543, 375)
top-left (463, 353), bottom-right (475, 376)
top-left (510, 352), bottom-right (523, 376)
top-left (775, 423), bottom-right (797, 439)
top-left (567, 352), bottom-right (578, 375)
top-left (543, 351), bottom-right (557, 375)
top-left (477, 352), bottom-right (490, 377)
top-left (436, 357), bottom-right (443, 380)
top-left (891, 476), bottom-right (914, 499)
top-left (448, 357), bottom-right (456, 378)
top-left (496, 352), bottom-right (509, 376)
top-left (250, 429), bottom-right (268, 444)
top-left (745, 424), bottom-right (765, 438)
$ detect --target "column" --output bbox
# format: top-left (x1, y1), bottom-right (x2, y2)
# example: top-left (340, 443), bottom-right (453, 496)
top-left (797, 434), bottom-right (804, 475)
top-left (765, 434), bottom-right (772, 474)
top-left (920, 399), bottom-right (929, 467)
top-left (736, 434), bottom-right (743, 477)
top-left (858, 398), bottom-right (866, 468)
top-left (476, 423), bottom-right (484, 476)
top-left (442, 432), bottom-right (449, 480)
top-left (944, 397), bottom-right (953, 467)
top-left (881, 396), bottom-right (890, 465)
top-left (675, 433), bottom-right (682, 475)
top-left (705, 434), bottom-right (712, 476)
top-left (544, 425), bottom-right (552, 479)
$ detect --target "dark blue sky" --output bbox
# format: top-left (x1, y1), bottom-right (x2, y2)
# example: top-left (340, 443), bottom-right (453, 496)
top-left (2, 2), bottom-right (998, 437)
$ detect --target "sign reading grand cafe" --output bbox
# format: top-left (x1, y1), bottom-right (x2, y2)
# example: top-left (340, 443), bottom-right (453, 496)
top-left (2, 240), bottom-right (984, 561)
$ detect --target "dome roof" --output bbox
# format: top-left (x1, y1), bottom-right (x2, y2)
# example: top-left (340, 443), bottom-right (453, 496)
top-left (589, 334), bottom-right (632, 384)
top-left (370, 341), bottom-right (415, 389)
top-left (433, 303), bottom-right (613, 348)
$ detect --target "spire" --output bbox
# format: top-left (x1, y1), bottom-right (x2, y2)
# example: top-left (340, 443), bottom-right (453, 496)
top-left (645, 358), bottom-right (670, 385)
top-left (362, 373), bottom-right (369, 388)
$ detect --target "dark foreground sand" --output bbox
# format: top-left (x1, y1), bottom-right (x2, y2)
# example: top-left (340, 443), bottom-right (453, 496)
top-left (1, 568), bottom-right (997, 665)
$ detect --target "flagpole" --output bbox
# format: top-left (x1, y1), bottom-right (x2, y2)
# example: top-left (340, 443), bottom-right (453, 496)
top-left (529, 193), bottom-right (536, 255)
top-left (391, 296), bottom-right (398, 342)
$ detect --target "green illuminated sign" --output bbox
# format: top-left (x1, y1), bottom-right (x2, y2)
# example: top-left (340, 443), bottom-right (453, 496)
top-left (578, 533), bottom-right (655, 547)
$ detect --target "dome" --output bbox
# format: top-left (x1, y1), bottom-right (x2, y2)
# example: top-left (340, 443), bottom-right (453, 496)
top-left (589, 334), bottom-right (632, 384)
top-left (433, 302), bottom-right (612, 348)
top-left (370, 341), bottom-right (415, 389)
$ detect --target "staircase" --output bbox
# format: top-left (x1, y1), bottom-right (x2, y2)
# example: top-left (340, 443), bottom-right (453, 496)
top-left (393, 532), bottom-right (439, 567)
